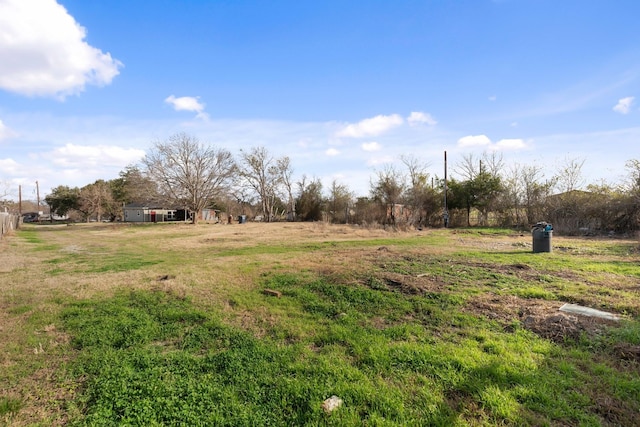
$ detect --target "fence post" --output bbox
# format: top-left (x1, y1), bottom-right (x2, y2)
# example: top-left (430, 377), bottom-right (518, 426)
top-left (0, 213), bottom-right (19, 240)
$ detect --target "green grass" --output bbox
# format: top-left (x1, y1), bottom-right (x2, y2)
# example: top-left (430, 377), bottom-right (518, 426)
top-left (63, 290), bottom-right (442, 426)
top-left (0, 396), bottom-right (23, 418)
top-left (18, 228), bottom-right (60, 251)
top-left (19, 229), bottom-right (44, 244)
top-left (59, 275), bottom-right (640, 426)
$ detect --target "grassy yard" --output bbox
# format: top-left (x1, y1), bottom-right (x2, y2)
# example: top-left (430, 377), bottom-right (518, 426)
top-left (1, 222), bottom-right (639, 426)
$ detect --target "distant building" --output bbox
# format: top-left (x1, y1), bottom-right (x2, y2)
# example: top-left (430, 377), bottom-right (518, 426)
top-left (123, 204), bottom-right (190, 223)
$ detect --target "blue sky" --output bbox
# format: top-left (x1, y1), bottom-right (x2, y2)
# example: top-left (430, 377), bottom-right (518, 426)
top-left (1, 0), bottom-right (639, 200)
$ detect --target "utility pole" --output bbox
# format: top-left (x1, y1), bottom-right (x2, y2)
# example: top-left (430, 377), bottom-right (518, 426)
top-left (443, 151), bottom-right (449, 228)
top-left (36, 180), bottom-right (41, 222)
top-left (18, 185), bottom-right (22, 215)
top-left (36, 181), bottom-right (40, 211)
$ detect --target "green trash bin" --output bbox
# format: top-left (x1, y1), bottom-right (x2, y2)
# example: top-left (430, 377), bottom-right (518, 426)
top-left (532, 222), bottom-right (553, 253)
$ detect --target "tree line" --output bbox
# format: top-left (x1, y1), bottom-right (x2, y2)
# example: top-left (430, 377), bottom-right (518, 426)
top-left (40, 133), bottom-right (640, 234)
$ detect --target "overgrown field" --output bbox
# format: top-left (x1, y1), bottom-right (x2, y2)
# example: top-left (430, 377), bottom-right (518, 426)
top-left (1, 222), bottom-right (639, 426)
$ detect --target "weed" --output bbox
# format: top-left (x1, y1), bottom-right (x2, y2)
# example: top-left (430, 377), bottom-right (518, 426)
top-left (0, 396), bottom-right (23, 417)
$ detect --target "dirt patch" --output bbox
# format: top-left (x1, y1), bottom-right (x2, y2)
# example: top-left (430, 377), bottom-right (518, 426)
top-left (612, 343), bottom-right (640, 363)
top-left (363, 272), bottom-right (447, 295)
top-left (590, 386), bottom-right (640, 426)
top-left (222, 303), bottom-right (279, 340)
top-left (465, 293), bottom-right (618, 343)
top-left (386, 272), bottom-right (447, 294)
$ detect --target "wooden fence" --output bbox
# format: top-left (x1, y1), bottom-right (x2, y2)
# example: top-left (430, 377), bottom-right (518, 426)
top-left (0, 213), bottom-right (19, 240)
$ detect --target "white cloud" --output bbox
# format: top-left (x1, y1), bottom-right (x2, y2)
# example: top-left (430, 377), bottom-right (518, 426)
top-left (0, 0), bottom-right (122, 98)
top-left (458, 135), bottom-right (529, 151)
top-left (407, 111), bottom-right (437, 126)
top-left (165, 95), bottom-right (210, 120)
top-left (488, 95), bottom-right (497, 101)
top-left (457, 134), bottom-right (492, 148)
top-left (494, 138), bottom-right (527, 150)
top-left (336, 114), bottom-right (403, 138)
top-left (361, 141), bottom-right (382, 152)
top-left (325, 148), bottom-right (340, 156)
top-left (613, 96), bottom-right (634, 114)
top-left (50, 144), bottom-right (145, 167)
top-left (0, 119), bottom-right (16, 141)
top-left (0, 158), bottom-right (21, 175)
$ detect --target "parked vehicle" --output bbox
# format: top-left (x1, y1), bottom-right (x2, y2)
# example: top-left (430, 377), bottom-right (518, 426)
top-left (22, 212), bottom-right (39, 223)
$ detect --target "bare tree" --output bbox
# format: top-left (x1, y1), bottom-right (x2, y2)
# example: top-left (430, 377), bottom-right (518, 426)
top-left (370, 165), bottom-right (406, 225)
top-left (624, 159), bottom-right (640, 193)
top-left (401, 155), bottom-right (436, 226)
top-left (277, 156), bottom-right (296, 220)
top-left (402, 155), bottom-right (431, 187)
top-left (547, 157), bottom-right (587, 233)
top-left (230, 186), bottom-right (256, 218)
top-left (455, 151), bottom-right (504, 181)
top-left (520, 164), bottom-right (555, 225)
top-left (481, 151), bottom-right (504, 178)
top-left (497, 165), bottom-right (523, 226)
top-left (1, 180), bottom-right (12, 200)
top-left (238, 147), bottom-right (284, 222)
top-left (555, 156), bottom-right (586, 193)
top-left (0, 181), bottom-right (13, 213)
top-left (143, 133), bottom-right (236, 224)
top-left (455, 153), bottom-right (479, 181)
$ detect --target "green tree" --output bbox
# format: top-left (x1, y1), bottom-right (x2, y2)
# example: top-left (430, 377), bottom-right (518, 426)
top-left (448, 172), bottom-right (502, 226)
top-left (45, 185), bottom-right (80, 218)
top-left (472, 172), bottom-right (503, 225)
top-left (296, 176), bottom-right (323, 221)
top-left (111, 165), bottom-right (161, 206)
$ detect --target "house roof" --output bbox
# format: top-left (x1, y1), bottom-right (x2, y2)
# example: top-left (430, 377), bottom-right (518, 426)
top-left (123, 204), bottom-right (191, 210)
